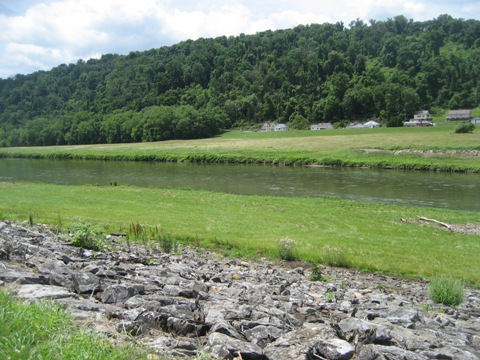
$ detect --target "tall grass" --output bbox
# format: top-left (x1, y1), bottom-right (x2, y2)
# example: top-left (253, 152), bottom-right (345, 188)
top-left (0, 290), bottom-right (148, 360)
top-left (0, 182), bottom-right (478, 287)
top-left (429, 276), bottom-right (465, 306)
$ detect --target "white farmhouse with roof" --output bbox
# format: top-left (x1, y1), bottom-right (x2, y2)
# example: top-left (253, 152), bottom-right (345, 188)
top-left (274, 123), bottom-right (288, 131)
top-left (413, 110), bottom-right (433, 121)
top-left (260, 122), bottom-right (275, 131)
top-left (363, 120), bottom-right (380, 128)
top-left (446, 109), bottom-right (471, 121)
top-left (311, 122), bottom-right (333, 130)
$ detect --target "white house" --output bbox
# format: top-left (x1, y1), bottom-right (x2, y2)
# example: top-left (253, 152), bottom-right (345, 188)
top-left (311, 122), bottom-right (333, 130)
top-left (274, 124), bottom-right (288, 131)
top-left (471, 117), bottom-right (480, 125)
top-left (446, 109), bottom-right (471, 121)
top-left (260, 122), bottom-right (275, 131)
top-left (363, 120), bottom-right (380, 128)
top-left (413, 110), bottom-right (433, 122)
top-left (346, 122), bottom-right (366, 129)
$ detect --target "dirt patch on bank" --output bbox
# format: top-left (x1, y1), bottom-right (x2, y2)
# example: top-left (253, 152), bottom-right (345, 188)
top-left (360, 149), bottom-right (480, 158)
top-left (402, 218), bottom-right (480, 235)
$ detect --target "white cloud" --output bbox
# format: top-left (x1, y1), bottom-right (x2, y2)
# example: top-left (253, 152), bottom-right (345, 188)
top-left (0, 0), bottom-right (480, 78)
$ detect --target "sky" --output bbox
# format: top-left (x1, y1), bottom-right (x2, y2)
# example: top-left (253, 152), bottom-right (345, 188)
top-left (1, 0), bottom-right (479, 79)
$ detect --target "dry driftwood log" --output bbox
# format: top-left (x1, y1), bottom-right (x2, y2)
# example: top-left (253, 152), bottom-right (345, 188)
top-left (419, 216), bottom-right (453, 230)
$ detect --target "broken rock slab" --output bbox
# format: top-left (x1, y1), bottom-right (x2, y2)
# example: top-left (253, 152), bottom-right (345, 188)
top-left (15, 284), bottom-right (79, 300)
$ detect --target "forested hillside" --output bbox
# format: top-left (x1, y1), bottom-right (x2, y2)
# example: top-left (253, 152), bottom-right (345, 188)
top-left (0, 14), bottom-right (479, 147)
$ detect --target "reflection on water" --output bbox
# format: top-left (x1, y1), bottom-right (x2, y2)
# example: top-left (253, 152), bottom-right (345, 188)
top-left (0, 158), bottom-right (479, 211)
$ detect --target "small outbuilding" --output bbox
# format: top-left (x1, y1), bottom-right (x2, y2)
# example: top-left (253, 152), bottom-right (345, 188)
top-left (274, 124), bottom-right (288, 131)
top-left (363, 120), bottom-right (380, 128)
top-left (345, 122), bottom-right (366, 129)
top-left (260, 122), bottom-right (275, 132)
top-left (310, 123), bottom-right (333, 130)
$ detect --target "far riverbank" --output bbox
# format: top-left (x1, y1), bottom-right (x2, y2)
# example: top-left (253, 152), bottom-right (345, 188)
top-left (1, 125), bottom-right (479, 172)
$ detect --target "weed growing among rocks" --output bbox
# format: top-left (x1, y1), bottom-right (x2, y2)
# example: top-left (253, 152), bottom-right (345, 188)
top-left (127, 223), bottom-right (180, 253)
top-left (309, 264), bottom-right (327, 282)
top-left (277, 237), bottom-right (297, 261)
top-left (128, 222), bottom-right (147, 244)
top-left (156, 233), bottom-right (179, 253)
top-left (429, 275), bottom-right (465, 306)
top-left (69, 222), bottom-right (105, 251)
top-left (325, 290), bottom-right (335, 302)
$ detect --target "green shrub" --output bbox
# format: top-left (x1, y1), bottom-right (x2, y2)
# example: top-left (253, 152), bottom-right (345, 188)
top-left (309, 264), bottom-right (327, 282)
top-left (128, 222), bottom-right (147, 243)
top-left (157, 233), bottom-right (178, 253)
top-left (454, 122), bottom-right (475, 134)
top-left (69, 222), bottom-right (105, 251)
top-left (277, 237), bottom-right (297, 261)
top-left (429, 276), bottom-right (464, 306)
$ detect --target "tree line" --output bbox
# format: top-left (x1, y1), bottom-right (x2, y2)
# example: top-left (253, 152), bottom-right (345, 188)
top-left (0, 14), bottom-right (479, 146)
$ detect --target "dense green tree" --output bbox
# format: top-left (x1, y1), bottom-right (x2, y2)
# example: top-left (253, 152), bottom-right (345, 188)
top-left (0, 15), bottom-right (479, 146)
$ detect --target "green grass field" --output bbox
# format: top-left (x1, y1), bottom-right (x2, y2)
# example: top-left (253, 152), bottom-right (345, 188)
top-left (1, 121), bottom-right (479, 171)
top-left (1, 182), bottom-right (478, 287)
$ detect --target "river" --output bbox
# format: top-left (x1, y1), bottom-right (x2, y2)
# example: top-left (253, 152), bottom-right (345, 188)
top-left (0, 158), bottom-right (478, 211)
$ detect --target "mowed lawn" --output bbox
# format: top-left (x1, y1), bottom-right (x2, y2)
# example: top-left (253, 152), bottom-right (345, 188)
top-left (1, 182), bottom-right (479, 287)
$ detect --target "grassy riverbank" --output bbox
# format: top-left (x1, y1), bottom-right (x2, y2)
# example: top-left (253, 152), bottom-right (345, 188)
top-left (1, 182), bottom-right (479, 287)
top-left (0, 122), bottom-right (479, 171)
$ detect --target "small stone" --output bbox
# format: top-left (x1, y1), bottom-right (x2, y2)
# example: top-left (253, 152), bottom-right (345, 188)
top-left (354, 292), bottom-right (364, 300)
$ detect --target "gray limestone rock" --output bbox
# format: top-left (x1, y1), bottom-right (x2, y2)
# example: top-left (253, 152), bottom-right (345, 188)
top-left (15, 284), bottom-right (78, 300)
top-left (206, 332), bottom-right (265, 359)
top-left (71, 272), bottom-right (101, 294)
top-left (357, 344), bottom-right (425, 360)
top-left (101, 284), bottom-right (139, 304)
top-left (263, 324), bottom-right (337, 360)
top-left (0, 262), bottom-right (45, 284)
top-left (209, 320), bottom-right (243, 340)
top-left (243, 324), bottom-right (284, 347)
top-left (309, 338), bottom-right (355, 360)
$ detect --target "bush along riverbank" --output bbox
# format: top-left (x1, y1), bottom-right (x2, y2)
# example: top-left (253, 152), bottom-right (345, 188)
top-left (1, 221), bottom-right (480, 359)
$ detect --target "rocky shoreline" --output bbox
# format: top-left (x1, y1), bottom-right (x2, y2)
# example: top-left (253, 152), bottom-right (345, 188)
top-left (1, 221), bottom-right (479, 359)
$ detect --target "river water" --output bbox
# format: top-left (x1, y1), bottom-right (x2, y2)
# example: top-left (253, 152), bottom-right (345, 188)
top-left (0, 158), bottom-right (478, 211)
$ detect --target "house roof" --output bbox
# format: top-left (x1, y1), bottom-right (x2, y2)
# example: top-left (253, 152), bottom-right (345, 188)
top-left (448, 109), bottom-right (471, 115)
top-left (312, 122), bottom-right (332, 127)
top-left (346, 124), bottom-right (366, 128)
